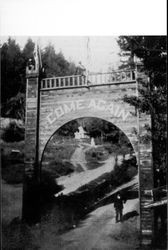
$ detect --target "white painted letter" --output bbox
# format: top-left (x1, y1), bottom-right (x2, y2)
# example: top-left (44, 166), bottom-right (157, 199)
top-left (114, 105), bottom-right (121, 117)
top-left (97, 100), bottom-right (106, 111)
top-left (118, 109), bottom-right (130, 121)
top-left (55, 106), bottom-right (64, 118)
top-left (46, 112), bottom-right (56, 124)
top-left (63, 102), bottom-right (76, 113)
top-left (76, 100), bottom-right (84, 110)
top-left (88, 99), bottom-right (97, 109)
top-left (106, 103), bottom-right (115, 115)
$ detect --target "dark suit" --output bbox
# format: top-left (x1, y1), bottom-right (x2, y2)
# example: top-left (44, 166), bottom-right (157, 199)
top-left (114, 194), bottom-right (124, 222)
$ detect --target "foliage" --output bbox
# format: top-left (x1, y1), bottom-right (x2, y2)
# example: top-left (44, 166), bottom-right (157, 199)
top-left (2, 92), bottom-right (25, 120)
top-left (117, 36), bottom-right (167, 175)
top-left (40, 169), bottom-right (63, 198)
top-left (56, 117), bottom-right (133, 153)
top-left (55, 117), bottom-right (134, 156)
top-left (2, 121), bottom-right (25, 142)
top-left (22, 38), bottom-right (35, 62)
top-left (113, 156), bottom-right (137, 186)
top-left (1, 38), bottom-right (77, 120)
top-left (41, 44), bottom-right (76, 77)
top-left (1, 38), bottom-right (25, 104)
top-left (46, 160), bottom-right (74, 178)
top-left (57, 120), bottom-right (79, 137)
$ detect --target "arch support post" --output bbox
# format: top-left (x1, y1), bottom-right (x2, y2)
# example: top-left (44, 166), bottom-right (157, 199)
top-left (136, 66), bottom-right (154, 247)
top-left (139, 115), bottom-right (154, 246)
top-left (22, 60), bottom-right (41, 222)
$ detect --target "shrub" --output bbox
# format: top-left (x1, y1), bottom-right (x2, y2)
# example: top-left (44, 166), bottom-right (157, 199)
top-left (2, 122), bottom-right (25, 142)
top-left (40, 170), bottom-right (63, 198)
top-left (113, 156), bottom-right (137, 186)
top-left (46, 160), bottom-right (74, 178)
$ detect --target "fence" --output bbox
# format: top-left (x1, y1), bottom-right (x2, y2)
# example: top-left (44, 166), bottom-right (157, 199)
top-left (41, 70), bottom-right (136, 90)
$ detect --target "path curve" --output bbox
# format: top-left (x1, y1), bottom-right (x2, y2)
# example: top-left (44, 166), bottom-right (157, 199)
top-left (70, 144), bottom-right (87, 171)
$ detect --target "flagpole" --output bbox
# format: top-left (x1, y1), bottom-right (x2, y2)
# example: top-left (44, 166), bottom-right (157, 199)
top-left (86, 37), bottom-right (90, 84)
top-left (34, 42), bottom-right (42, 182)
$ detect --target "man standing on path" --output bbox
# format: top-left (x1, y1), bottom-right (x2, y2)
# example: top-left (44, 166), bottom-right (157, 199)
top-left (114, 192), bottom-right (125, 223)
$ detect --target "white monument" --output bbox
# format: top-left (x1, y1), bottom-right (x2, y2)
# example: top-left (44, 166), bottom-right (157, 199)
top-left (90, 137), bottom-right (96, 147)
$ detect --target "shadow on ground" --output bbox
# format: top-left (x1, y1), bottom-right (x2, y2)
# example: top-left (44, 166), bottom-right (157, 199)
top-left (122, 210), bottom-right (139, 222)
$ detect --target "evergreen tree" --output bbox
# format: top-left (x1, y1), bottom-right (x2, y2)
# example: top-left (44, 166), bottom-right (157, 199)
top-left (42, 44), bottom-right (76, 77)
top-left (2, 92), bottom-right (25, 120)
top-left (22, 38), bottom-right (35, 60)
top-left (1, 38), bottom-right (77, 121)
top-left (117, 36), bottom-right (167, 182)
top-left (1, 38), bottom-right (35, 119)
top-left (1, 38), bottom-right (25, 104)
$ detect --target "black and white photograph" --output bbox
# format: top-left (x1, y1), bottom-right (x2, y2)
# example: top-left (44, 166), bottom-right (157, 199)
top-left (0, 1), bottom-right (167, 250)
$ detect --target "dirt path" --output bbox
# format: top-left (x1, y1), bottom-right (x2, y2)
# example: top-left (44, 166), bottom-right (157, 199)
top-left (56, 142), bottom-right (134, 197)
top-left (56, 154), bottom-right (115, 196)
top-left (70, 144), bottom-right (87, 171)
top-left (40, 199), bottom-right (139, 250)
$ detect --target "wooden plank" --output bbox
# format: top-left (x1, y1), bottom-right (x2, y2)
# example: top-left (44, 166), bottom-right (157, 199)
top-left (144, 199), bottom-right (167, 208)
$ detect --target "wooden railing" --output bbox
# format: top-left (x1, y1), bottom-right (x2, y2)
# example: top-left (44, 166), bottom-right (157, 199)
top-left (41, 75), bottom-right (86, 89)
top-left (89, 70), bottom-right (135, 85)
top-left (144, 185), bottom-right (167, 208)
top-left (40, 70), bottom-right (136, 90)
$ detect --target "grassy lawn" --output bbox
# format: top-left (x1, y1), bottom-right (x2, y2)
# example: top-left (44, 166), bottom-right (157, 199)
top-left (1, 180), bottom-right (23, 225)
top-left (1, 180), bottom-right (25, 250)
top-left (1, 140), bottom-right (24, 224)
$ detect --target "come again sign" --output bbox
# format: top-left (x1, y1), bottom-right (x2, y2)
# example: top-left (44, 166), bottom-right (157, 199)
top-left (46, 99), bottom-right (131, 125)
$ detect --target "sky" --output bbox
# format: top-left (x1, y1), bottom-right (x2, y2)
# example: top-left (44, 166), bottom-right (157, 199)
top-left (0, 0), bottom-right (166, 36)
top-left (0, 36), bottom-right (121, 72)
top-left (0, 0), bottom-right (166, 72)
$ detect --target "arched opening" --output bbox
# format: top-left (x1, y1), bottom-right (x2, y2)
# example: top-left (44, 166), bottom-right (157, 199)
top-left (39, 117), bottom-right (139, 233)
